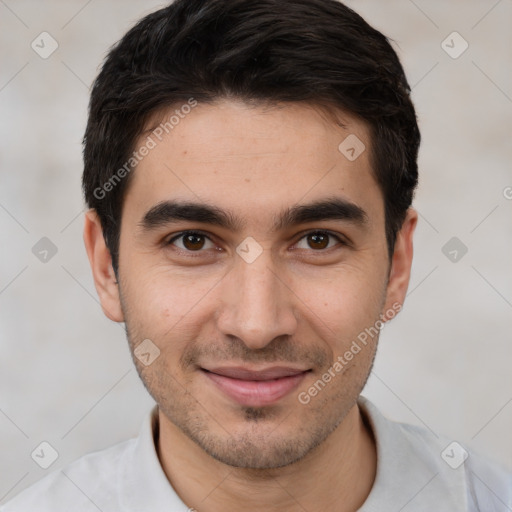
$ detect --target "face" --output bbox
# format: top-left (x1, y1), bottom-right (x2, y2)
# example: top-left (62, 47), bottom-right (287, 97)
top-left (86, 99), bottom-right (415, 469)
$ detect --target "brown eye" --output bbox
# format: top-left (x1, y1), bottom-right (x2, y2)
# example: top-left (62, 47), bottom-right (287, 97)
top-left (307, 232), bottom-right (329, 250)
top-left (168, 231), bottom-right (215, 252)
top-left (182, 233), bottom-right (205, 250)
top-left (295, 230), bottom-right (344, 251)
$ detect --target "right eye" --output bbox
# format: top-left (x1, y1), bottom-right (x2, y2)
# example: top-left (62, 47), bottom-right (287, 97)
top-left (166, 230), bottom-right (219, 255)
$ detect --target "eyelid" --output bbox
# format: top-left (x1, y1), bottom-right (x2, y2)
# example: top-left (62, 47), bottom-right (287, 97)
top-left (292, 229), bottom-right (350, 250)
top-left (167, 229), bottom-right (213, 244)
top-left (165, 229), bottom-right (219, 255)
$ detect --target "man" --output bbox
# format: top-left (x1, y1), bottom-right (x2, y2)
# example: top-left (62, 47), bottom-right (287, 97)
top-left (2, 0), bottom-right (510, 510)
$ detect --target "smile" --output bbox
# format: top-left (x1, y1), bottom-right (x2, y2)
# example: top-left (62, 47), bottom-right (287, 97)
top-left (201, 366), bottom-right (311, 407)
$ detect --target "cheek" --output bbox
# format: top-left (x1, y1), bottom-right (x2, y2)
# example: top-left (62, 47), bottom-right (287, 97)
top-left (290, 263), bottom-right (387, 334)
top-left (122, 266), bottom-right (219, 344)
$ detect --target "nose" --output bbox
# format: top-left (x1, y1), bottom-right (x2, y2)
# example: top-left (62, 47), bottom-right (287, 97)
top-left (216, 248), bottom-right (298, 350)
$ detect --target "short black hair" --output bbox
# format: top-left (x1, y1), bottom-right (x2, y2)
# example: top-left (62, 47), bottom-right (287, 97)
top-left (83, 0), bottom-right (420, 272)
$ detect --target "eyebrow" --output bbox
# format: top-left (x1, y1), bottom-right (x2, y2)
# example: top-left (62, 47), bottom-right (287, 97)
top-left (139, 197), bottom-right (368, 233)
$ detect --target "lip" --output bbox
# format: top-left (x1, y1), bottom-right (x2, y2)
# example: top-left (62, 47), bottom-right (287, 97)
top-left (201, 366), bottom-right (310, 407)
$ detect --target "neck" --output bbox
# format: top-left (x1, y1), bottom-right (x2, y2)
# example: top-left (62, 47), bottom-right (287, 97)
top-left (157, 402), bottom-right (377, 512)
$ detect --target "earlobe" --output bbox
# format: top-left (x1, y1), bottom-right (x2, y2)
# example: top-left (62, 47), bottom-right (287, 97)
top-left (83, 210), bottom-right (124, 322)
top-left (382, 208), bottom-right (418, 319)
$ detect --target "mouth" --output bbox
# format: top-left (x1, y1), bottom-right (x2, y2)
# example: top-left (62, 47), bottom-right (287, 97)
top-left (200, 366), bottom-right (311, 407)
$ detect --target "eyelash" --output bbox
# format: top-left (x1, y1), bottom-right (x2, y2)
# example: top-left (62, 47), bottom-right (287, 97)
top-left (166, 229), bottom-right (348, 256)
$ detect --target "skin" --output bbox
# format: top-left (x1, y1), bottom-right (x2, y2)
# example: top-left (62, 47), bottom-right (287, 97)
top-left (84, 99), bottom-right (417, 512)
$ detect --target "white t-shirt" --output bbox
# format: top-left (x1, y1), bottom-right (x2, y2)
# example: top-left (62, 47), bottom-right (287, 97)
top-left (1, 396), bottom-right (510, 511)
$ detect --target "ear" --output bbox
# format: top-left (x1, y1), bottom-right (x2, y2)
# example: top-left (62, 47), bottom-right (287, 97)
top-left (83, 209), bottom-right (124, 322)
top-left (382, 208), bottom-right (417, 320)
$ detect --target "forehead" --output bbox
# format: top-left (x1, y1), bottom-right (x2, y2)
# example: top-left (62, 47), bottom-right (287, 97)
top-left (124, 99), bottom-right (383, 227)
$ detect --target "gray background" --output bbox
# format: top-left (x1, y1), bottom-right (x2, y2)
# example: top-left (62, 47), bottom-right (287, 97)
top-left (1, 0), bottom-right (511, 503)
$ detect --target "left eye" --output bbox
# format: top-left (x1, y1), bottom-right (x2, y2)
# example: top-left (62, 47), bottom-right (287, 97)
top-left (295, 231), bottom-right (344, 251)
top-left (168, 231), bottom-right (216, 251)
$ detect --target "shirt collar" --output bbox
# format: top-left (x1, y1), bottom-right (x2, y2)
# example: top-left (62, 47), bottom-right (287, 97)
top-left (122, 404), bottom-right (189, 511)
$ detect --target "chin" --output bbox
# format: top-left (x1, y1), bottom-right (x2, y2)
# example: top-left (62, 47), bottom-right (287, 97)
top-left (200, 434), bottom-right (313, 469)
top-left (183, 412), bottom-right (332, 470)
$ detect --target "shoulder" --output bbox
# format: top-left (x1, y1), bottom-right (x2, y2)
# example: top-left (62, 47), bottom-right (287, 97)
top-left (402, 420), bottom-right (511, 505)
top-left (0, 438), bottom-right (136, 512)
top-left (358, 396), bottom-right (512, 511)
top-left (462, 446), bottom-right (512, 511)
